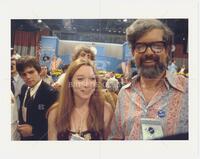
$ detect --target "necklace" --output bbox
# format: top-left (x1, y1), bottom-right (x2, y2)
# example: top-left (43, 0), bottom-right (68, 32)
top-left (73, 107), bottom-right (88, 135)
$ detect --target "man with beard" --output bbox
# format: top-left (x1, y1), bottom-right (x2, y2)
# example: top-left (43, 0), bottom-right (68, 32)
top-left (108, 19), bottom-right (188, 140)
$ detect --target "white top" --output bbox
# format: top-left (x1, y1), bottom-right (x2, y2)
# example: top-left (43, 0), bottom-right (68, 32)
top-left (29, 79), bottom-right (43, 98)
top-left (11, 91), bottom-right (20, 140)
top-left (12, 73), bottom-right (24, 97)
top-left (11, 92), bottom-right (18, 124)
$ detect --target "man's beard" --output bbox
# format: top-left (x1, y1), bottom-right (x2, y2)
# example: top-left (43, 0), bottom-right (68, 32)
top-left (137, 54), bottom-right (167, 79)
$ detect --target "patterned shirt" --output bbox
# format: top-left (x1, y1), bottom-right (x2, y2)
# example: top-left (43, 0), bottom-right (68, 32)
top-left (108, 71), bottom-right (188, 140)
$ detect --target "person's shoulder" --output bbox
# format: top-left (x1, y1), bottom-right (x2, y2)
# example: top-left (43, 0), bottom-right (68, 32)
top-left (41, 81), bottom-right (58, 95)
top-left (46, 102), bottom-right (59, 119)
top-left (171, 73), bottom-right (188, 93)
top-left (21, 84), bottom-right (28, 92)
top-left (42, 81), bottom-right (56, 90)
top-left (175, 73), bottom-right (188, 85)
top-left (104, 101), bottom-right (113, 114)
top-left (167, 71), bottom-right (188, 84)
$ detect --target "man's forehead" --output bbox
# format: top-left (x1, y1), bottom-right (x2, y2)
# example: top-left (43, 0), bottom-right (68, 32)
top-left (23, 66), bottom-right (37, 72)
top-left (136, 29), bottom-right (164, 42)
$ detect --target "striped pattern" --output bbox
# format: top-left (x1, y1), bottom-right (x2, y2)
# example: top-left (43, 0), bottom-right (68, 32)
top-left (108, 71), bottom-right (188, 140)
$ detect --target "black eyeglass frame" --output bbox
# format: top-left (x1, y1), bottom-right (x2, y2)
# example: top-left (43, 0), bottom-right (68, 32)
top-left (133, 41), bottom-right (167, 54)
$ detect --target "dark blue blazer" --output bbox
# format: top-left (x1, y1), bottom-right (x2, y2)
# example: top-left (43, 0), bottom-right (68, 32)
top-left (19, 81), bottom-right (58, 140)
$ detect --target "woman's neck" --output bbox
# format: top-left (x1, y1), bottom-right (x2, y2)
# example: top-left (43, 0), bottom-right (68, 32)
top-left (74, 96), bottom-right (90, 108)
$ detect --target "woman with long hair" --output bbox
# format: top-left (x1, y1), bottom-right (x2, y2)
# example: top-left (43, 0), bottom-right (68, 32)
top-left (48, 58), bottom-right (113, 140)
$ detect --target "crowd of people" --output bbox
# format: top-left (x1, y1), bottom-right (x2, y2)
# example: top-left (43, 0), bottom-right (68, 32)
top-left (11, 19), bottom-right (188, 140)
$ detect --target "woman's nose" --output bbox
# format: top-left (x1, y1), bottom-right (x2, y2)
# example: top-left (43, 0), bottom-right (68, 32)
top-left (83, 79), bottom-right (89, 87)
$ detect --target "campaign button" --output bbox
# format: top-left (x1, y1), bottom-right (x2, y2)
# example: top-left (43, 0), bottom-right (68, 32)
top-left (157, 110), bottom-right (166, 118)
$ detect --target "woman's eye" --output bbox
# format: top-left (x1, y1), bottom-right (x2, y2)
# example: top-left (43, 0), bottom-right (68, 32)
top-left (77, 78), bottom-right (84, 81)
top-left (90, 77), bottom-right (96, 81)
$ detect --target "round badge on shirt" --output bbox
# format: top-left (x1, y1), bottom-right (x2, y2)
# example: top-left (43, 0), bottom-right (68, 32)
top-left (157, 110), bottom-right (166, 118)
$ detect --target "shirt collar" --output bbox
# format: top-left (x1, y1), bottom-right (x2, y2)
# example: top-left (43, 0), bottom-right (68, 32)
top-left (28, 80), bottom-right (42, 97)
top-left (126, 71), bottom-right (185, 93)
top-left (13, 73), bottom-right (20, 82)
top-left (165, 71), bottom-right (185, 93)
top-left (123, 75), bottom-right (139, 89)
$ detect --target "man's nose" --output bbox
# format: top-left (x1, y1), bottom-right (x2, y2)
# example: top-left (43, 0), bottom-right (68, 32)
top-left (25, 73), bottom-right (31, 79)
top-left (145, 46), bottom-right (154, 55)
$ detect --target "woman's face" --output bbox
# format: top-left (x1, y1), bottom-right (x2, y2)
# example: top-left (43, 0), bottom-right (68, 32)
top-left (72, 65), bottom-right (96, 100)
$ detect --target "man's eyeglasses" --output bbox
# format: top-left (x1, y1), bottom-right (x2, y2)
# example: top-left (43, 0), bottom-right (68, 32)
top-left (133, 41), bottom-right (167, 54)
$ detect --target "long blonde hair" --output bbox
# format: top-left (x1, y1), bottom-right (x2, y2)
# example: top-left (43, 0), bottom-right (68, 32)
top-left (55, 58), bottom-right (104, 134)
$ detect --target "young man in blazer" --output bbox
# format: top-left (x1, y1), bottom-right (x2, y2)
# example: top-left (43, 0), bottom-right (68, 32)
top-left (16, 56), bottom-right (58, 140)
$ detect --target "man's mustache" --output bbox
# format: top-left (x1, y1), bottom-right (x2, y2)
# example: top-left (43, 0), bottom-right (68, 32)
top-left (140, 54), bottom-right (160, 64)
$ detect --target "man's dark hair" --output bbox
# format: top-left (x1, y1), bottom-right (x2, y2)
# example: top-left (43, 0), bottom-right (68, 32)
top-left (126, 19), bottom-right (174, 53)
top-left (16, 56), bottom-right (41, 75)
